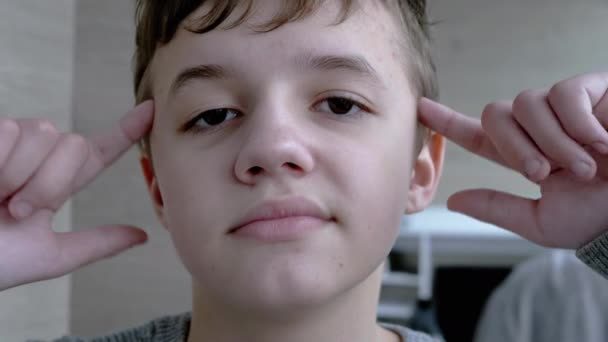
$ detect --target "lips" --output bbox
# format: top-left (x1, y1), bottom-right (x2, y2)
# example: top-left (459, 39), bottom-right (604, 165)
top-left (229, 196), bottom-right (333, 238)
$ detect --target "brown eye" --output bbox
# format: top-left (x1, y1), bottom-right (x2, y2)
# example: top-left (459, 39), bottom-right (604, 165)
top-left (184, 108), bottom-right (239, 130)
top-left (327, 97), bottom-right (355, 115)
top-left (200, 109), bottom-right (236, 126)
top-left (317, 96), bottom-right (365, 116)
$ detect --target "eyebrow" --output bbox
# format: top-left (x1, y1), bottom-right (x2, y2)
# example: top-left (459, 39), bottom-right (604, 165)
top-left (297, 53), bottom-right (384, 87)
top-left (170, 64), bottom-right (234, 96)
top-left (169, 53), bottom-right (384, 97)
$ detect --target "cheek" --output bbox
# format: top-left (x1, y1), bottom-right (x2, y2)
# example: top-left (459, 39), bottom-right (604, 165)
top-left (151, 115), bottom-right (235, 222)
top-left (153, 146), bottom-right (236, 280)
top-left (152, 131), bottom-right (235, 239)
top-left (322, 142), bottom-right (411, 285)
top-left (327, 128), bottom-right (414, 263)
top-left (331, 129), bottom-right (414, 221)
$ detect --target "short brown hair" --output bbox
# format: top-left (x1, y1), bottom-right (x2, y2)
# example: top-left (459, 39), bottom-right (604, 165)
top-left (133, 0), bottom-right (437, 156)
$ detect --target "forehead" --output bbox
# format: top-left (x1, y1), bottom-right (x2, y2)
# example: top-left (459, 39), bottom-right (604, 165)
top-left (150, 0), bottom-right (410, 98)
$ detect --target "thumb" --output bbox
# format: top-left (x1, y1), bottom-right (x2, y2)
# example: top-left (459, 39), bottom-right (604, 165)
top-left (52, 225), bottom-right (148, 275)
top-left (447, 189), bottom-right (546, 245)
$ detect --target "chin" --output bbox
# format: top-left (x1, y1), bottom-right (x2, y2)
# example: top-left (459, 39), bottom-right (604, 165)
top-left (203, 258), bottom-right (357, 318)
top-left (238, 282), bottom-right (346, 318)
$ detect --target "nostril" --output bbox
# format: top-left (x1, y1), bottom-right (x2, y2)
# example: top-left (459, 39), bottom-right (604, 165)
top-left (285, 162), bottom-right (300, 170)
top-left (249, 166), bottom-right (263, 175)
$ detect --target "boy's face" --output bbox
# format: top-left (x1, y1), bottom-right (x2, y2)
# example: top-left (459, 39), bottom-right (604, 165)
top-left (144, 0), bottom-right (441, 312)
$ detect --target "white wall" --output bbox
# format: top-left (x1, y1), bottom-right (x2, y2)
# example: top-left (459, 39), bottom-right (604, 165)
top-left (0, 1), bottom-right (74, 341)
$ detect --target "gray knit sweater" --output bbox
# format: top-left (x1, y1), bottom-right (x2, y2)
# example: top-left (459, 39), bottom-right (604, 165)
top-left (35, 314), bottom-right (440, 342)
top-left (33, 232), bottom-right (608, 342)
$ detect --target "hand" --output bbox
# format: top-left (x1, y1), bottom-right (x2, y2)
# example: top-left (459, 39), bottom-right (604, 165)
top-left (418, 73), bottom-right (608, 249)
top-left (0, 101), bottom-right (154, 291)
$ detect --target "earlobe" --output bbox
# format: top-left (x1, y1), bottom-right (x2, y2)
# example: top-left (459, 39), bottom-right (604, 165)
top-left (140, 156), bottom-right (168, 228)
top-left (405, 132), bottom-right (445, 214)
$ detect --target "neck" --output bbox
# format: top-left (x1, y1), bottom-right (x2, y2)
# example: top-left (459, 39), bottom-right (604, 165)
top-left (187, 265), bottom-right (399, 342)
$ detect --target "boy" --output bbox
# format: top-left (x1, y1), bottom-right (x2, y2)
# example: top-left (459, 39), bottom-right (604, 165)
top-left (0, 0), bottom-right (606, 341)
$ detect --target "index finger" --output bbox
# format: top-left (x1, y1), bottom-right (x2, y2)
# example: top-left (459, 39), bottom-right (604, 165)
top-left (550, 72), bottom-right (608, 114)
top-left (418, 98), bottom-right (506, 167)
top-left (548, 73), bottom-right (608, 139)
top-left (73, 101), bottom-right (154, 191)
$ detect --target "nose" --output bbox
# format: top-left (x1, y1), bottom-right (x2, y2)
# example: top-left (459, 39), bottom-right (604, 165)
top-left (233, 111), bottom-right (315, 186)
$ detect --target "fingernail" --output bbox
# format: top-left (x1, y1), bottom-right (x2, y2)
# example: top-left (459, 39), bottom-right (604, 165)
top-left (10, 201), bottom-right (33, 219)
top-left (524, 159), bottom-right (542, 179)
top-left (592, 142), bottom-right (608, 154)
top-left (571, 161), bottom-right (593, 179)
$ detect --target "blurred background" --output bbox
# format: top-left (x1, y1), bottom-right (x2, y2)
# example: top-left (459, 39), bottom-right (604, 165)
top-left (0, 0), bottom-right (607, 341)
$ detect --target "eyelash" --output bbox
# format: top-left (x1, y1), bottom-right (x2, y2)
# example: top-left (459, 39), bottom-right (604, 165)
top-left (182, 108), bottom-right (241, 134)
top-left (181, 95), bottom-right (371, 134)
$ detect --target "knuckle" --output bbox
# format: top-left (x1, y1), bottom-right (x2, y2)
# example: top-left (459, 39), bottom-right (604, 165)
top-left (63, 133), bottom-right (88, 152)
top-left (481, 101), bottom-right (509, 131)
top-left (63, 134), bottom-right (90, 163)
top-left (512, 89), bottom-right (539, 113)
top-left (481, 103), bottom-right (502, 125)
top-left (481, 102), bottom-right (500, 118)
top-left (36, 119), bottom-right (57, 134)
top-left (0, 119), bottom-right (19, 135)
top-left (35, 120), bottom-right (61, 143)
top-left (548, 81), bottom-right (572, 101)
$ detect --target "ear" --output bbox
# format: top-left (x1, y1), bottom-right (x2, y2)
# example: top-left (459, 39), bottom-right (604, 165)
top-left (405, 132), bottom-right (445, 214)
top-left (140, 156), bottom-right (169, 229)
